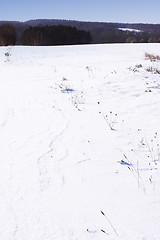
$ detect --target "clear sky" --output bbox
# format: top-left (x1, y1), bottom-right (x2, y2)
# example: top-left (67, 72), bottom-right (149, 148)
top-left (1, 0), bottom-right (160, 24)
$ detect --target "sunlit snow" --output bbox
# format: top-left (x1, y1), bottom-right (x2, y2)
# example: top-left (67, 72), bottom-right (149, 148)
top-left (0, 43), bottom-right (160, 240)
top-left (118, 28), bottom-right (142, 33)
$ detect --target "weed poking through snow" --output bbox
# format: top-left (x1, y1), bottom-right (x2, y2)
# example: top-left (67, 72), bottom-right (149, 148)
top-left (101, 211), bottom-right (118, 237)
top-left (86, 66), bottom-right (92, 78)
top-left (120, 130), bottom-right (160, 191)
top-left (4, 47), bottom-right (11, 62)
top-left (119, 152), bottom-right (146, 193)
top-left (98, 102), bottom-right (117, 130)
top-left (131, 131), bottom-right (160, 165)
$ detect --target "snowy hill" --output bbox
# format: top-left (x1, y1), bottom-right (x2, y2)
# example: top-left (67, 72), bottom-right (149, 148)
top-left (0, 43), bottom-right (160, 239)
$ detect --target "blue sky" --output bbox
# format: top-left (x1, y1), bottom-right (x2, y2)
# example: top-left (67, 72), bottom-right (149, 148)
top-left (1, 0), bottom-right (160, 23)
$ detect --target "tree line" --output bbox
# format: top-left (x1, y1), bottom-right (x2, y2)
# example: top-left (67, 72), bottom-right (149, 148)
top-left (0, 24), bottom-right (16, 45)
top-left (20, 25), bottom-right (92, 45)
top-left (1, 22), bottom-right (160, 46)
top-left (0, 24), bottom-right (92, 46)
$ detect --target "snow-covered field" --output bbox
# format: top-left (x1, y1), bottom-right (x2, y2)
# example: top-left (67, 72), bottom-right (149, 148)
top-left (0, 43), bottom-right (160, 240)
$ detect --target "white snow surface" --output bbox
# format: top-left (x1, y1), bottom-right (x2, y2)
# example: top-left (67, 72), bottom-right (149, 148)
top-left (0, 43), bottom-right (160, 240)
top-left (118, 28), bottom-right (142, 33)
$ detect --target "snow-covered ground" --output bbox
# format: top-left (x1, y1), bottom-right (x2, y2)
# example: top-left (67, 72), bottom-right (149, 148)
top-left (118, 28), bottom-right (142, 32)
top-left (0, 43), bottom-right (160, 240)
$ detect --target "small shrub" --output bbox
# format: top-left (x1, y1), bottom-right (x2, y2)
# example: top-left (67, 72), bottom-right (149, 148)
top-left (132, 64), bottom-right (143, 72)
top-left (135, 64), bottom-right (143, 68)
top-left (146, 66), bottom-right (160, 74)
top-left (0, 24), bottom-right (16, 46)
top-left (145, 52), bottom-right (160, 61)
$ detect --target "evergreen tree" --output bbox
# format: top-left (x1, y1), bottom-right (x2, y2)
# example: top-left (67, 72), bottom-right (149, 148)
top-left (20, 25), bottom-right (92, 46)
top-left (0, 24), bottom-right (16, 46)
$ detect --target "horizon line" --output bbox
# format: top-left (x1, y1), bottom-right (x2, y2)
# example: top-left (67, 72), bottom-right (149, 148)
top-left (0, 18), bottom-right (160, 25)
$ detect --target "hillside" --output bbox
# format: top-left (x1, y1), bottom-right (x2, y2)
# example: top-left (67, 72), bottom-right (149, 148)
top-left (23, 19), bottom-right (160, 33)
top-left (1, 19), bottom-right (160, 44)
